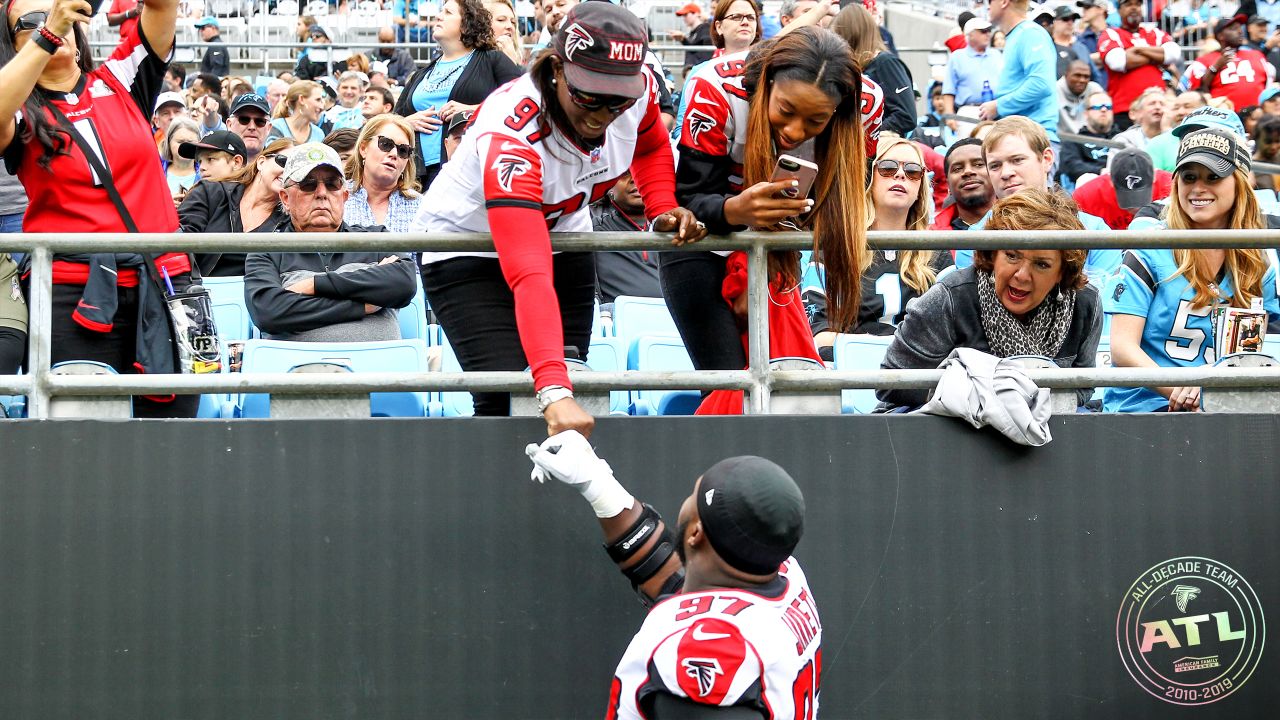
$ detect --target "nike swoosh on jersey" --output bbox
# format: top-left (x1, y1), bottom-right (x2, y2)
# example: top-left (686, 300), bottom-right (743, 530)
top-left (690, 626), bottom-right (732, 641)
top-left (692, 93), bottom-right (714, 105)
top-left (77, 300), bottom-right (100, 311)
top-left (895, 86), bottom-right (908, 94)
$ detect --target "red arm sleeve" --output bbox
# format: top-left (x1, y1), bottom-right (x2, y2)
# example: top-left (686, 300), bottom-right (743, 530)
top-left (481, 132), bottom-right (572, 392)
top-left (630, 100), bottom-right (679, 221)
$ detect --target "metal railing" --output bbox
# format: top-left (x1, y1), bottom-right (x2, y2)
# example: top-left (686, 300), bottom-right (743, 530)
top-left (5, 229), bottom-right (1280, 419)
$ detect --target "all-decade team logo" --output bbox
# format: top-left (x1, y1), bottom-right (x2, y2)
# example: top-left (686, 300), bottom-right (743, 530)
top-left (1116, 556), bottom-right (1265, 706)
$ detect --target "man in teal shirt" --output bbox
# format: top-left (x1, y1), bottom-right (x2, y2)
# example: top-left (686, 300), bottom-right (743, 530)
top-left (978, 0), bottom-right (1059, 146)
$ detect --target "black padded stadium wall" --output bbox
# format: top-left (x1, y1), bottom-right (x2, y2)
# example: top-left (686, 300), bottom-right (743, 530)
top-left (0, 414), bottom-right (1276, 719)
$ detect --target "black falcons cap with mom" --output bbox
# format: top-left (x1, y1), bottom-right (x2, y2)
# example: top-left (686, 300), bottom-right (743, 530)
top-left (554, 2), bottom-right (649, 100)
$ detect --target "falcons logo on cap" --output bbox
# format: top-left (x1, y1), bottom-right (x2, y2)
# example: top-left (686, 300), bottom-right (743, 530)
top-left (1172, 585), bottom-right (1201, 613)
top-left (491, 153), bottom-right (532, 193)
top-left (1125, 174), bottom-right (1142, 190)
top-left (563, 23), bottom-right (594, 61)
top-left (681, 657), bottom-right (724, 698)
top-left (687, 110), bottom-right (715, 144)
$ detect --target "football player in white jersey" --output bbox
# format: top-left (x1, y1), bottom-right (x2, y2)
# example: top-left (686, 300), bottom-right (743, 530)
top-left (663, 27), bottom-right (873, 377)
top-left (526, 432), bottom-right (819, 719)
top-left (414, 3), bottom-right (704, 435)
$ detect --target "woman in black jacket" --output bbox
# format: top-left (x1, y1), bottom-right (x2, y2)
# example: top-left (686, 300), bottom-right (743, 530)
top-left (392, 0), bottom-right (522, 189)
top-left (831, 4), bottom-right (917, 138)
top-left (178, 138), bottom-right (294, 276)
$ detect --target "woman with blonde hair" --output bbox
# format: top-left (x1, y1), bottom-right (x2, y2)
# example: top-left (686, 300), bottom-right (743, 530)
top-left (804, 137), bottom-right (951, 344)
top-left (179, 138), bottom-right (295, 276)
top-left (486, 0), bottom-right (525, 66)
top-left (344, 115), bottom-right (422, 233)
top-left (1106, 126), bottom-right (1278, 412)
top-left (268, 80), bottom-right (326, 144)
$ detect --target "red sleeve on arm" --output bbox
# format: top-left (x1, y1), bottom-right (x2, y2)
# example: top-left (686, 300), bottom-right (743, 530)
top-left (631, 100), bottom-right (679, 220)
top-left (481, 133), bottom-right (572, 392)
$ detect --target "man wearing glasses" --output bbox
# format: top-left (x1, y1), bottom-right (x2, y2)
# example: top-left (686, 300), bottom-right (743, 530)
top-left (1059, 91), bottom-right (1118, 185)
top-left (226, 93), bottom-right (271, 162)
top-left (245, 143), bottom-right (417, 342)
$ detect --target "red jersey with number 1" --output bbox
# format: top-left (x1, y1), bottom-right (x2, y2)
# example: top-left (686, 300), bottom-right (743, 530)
top-left (1184, 48), bottom-right (1274, 114)
top-left (606, 557), bottom-right (821, 720)
top-left (1098, 26), bottom-right (1174, 114)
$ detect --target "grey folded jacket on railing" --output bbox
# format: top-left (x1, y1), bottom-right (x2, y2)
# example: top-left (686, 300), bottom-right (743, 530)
top-left (913, 348), bottom-right (1054, 447)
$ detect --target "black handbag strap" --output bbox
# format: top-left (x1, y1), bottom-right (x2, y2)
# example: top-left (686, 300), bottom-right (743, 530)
top-left (44, 102), bottom-right (202, 288)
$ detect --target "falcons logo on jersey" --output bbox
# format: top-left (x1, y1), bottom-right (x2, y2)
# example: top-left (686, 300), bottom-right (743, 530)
top-left (681, 658), bottom-right (724, 698)
top-left (687, 109), bottom-right (715, 144)
top-left (563, 23), bottom-right (594, 62)
top-left (1172, 585), bottom-right (1201, 613)
top-left (491, 153), bottom-right (532, 193)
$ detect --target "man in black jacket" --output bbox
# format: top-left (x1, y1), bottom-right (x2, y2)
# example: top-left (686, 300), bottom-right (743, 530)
top-left (1058, 90), bottom-right (1117, 185)
top-left (673, 3), bottom-right (713, 75)
top-left (194, 16), bottom-right (230, 78)
top-left (371, 27), bottom-right (418, 86)
top-left (245, 143), bottom-right (417, 342)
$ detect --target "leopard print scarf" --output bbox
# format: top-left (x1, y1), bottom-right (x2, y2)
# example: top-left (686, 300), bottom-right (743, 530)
top-left (976, 269), bottom-right (1076, 359)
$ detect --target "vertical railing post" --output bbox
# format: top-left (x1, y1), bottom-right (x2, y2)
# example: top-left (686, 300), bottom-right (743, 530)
top-left (26, 246), bottom-right (52, 419)
top-left (745, 237), bottom-right (771, 414)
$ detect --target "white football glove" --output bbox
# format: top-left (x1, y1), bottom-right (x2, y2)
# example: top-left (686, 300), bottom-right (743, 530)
top-left (525, 430), bottom-right (634, 518)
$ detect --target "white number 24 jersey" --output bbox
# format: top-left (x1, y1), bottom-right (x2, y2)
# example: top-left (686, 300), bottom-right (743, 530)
top-left (607, 558), bottom-right (821, 720)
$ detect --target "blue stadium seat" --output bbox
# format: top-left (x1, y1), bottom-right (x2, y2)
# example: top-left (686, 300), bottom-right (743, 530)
top-left (235, 339), bottom-right (430, 418)
top-left (1256, 189), bottom-right (1280, 215)
top-left (199, 276), bottom-right (254, 418)
top-left (398, 275), bottom-right (429, 341)
top-left (627, 335), bottom-right (699, 415)
top-left (831, 334), bottom-right (895, 414)
top-left (586, 336), bottom-right (630, 415)
top-left (1263, 334), bottom-right (1280, 358)
top-left (430, 334), bottom-right (475, 417)
top-left (612, 295), bottom-right (680, 346)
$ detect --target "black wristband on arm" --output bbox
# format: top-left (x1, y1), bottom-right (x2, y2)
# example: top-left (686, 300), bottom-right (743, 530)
top-left (604, 503), bottom-right (662, 564)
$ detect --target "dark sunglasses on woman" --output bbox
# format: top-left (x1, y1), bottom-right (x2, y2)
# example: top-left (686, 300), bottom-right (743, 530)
top-left (875, 159), bottom-right (925, 181)
top-left (10, 11), bottom-right (46, 35)
top-left (566, 84), bottom-right (636, 114)
top-left (376, 135), bottom-right (414, 160)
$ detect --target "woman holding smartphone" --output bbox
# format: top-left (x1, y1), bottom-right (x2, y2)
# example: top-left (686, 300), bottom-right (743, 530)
top-left (0, 0), bottom-right (195, 417)
top-left (668, 26), bottom-right (872, 374)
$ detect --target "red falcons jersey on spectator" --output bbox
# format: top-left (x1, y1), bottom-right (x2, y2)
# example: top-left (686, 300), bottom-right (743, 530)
top-left (1185, 49), bottom-right (1275, 114)
top-left (417, 71), bottom-right (662, 265)
top-left (1098, 26), bottom-right (1174, 113)
top-left (607, 558), bottom-right (821, 720)
top-left (677, 49), bottom-right (884, 190)
top-left (5, 28), bottom-right (180, 236)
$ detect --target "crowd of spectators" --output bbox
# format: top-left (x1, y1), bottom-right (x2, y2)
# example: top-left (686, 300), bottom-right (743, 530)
top-left (3, 0), bottom-right (1280, 424)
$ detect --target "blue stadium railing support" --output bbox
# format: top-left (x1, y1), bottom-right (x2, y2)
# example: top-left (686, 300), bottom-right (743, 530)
top-left (6, 229), bottom-right (1280, 418)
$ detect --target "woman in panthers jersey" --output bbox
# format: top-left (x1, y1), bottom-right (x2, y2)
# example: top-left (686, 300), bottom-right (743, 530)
top-left (415, 3), bottom-right (703, 435)
top-left (668, 27), bottom-right (872, 375)
top-left (805, 137), bottom-right (953, 350)
top-left (1106, 126), bottom-right (1280, 413)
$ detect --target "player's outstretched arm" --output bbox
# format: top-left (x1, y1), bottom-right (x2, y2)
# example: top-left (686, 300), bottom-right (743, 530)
top-left (527, 431), bottom-right (684, 605)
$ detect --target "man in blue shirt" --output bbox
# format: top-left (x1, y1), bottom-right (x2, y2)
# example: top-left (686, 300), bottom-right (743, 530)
top-left (979, 0), bottom-right (1059, 146)
top-left (942, 18), bottom-right (1003, 136)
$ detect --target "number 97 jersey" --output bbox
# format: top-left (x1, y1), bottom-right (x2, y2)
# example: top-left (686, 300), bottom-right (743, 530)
top-left (607, 558), bottom-right (821, 720)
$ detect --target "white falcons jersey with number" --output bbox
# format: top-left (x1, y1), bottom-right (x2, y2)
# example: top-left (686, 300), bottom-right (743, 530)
top-left (606, 558), bottom-right (821, 720)
top-left (416, 71), bottom-right (658, 265)
top-left (677, 49), bottom-right (885, 184)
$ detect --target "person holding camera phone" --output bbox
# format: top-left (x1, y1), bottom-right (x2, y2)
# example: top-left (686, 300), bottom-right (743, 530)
top-left (0, 0), bottom-right (197, 417)
top-left (667, 27), bottom-right (872, 378)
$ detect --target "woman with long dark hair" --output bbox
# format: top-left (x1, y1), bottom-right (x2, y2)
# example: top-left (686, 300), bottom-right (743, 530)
top-left (414, 3), bottom-right (704, 434)
top-left (667, 26), bottom-right (872, 375)
top-left (0, 0), bottom-right (195, 417)
top-left (393, 0), bottom-right (521, 190)
top-left (830, 3), bottom-right (916, 137)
